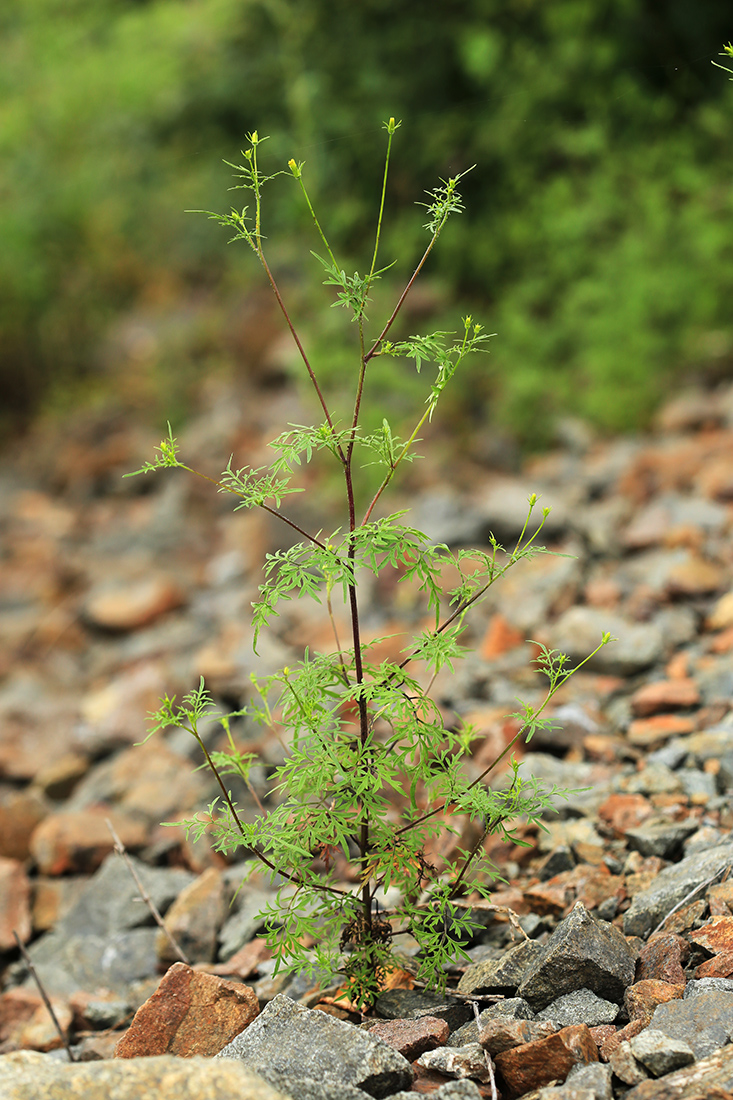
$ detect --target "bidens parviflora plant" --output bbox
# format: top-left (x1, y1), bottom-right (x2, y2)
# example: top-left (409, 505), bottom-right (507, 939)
top-left (130, 122), bottom-right (610, 1010)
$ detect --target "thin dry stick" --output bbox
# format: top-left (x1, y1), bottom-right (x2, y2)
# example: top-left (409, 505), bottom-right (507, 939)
top-left (105, 818), bottom-right (191, 965)
top-left (651, 862), bottom-right (732, 937)
top-left (13, 931), bottom-right (76, 1063)
top-left (472, 1000), bottom-right (498, 1100)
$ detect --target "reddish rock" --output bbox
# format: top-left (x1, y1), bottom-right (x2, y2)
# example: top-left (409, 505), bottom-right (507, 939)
top-left (600, 1017), bottom-right (648, 1060)
top-left (690, 915), bottom-right (733, 955)
top-left (367, 1016), bottom-right (449, 1060)
top-left (210, 937), bottom-right (272, 980)
top-left (114, 962), bottom-right (259, 1058)
top-left (695, 951), bottom-right (733, 979)
top-left (480, 614), bottom-right (525, 659)
top-left (29, 809), bottom-right (147, 875)
top-left (0, 857), bottom-right (31, 950)
top-left (598, 794), bottom-right (655, 838)
top-left (631, 679), bottom-right (701, 717)
top-left (155, 867), bottom-right (227, 964)
top-left (627, 714), bottom-right (696, 747)
top-left (479, 1016), bottom-right (557, 1055)
top-left (523, 874), bottom-right (573, 917)
top-left (590, 1024), bottom-right (618, 1054)
top-left (0, 788), bottom-right (48, 861)
top-left (0, 988), bottom-right (73, 1052)
top-left (624, 980), bottom-right (684, 1023)
top-left (636, 934), bottom-right (689, 985)
top-left (84, 574), bottom-right (186, 631)
top-left (0, 988), bottom-right (42, 1045)
top-left (494, 1024), bottom-right (598, 1097)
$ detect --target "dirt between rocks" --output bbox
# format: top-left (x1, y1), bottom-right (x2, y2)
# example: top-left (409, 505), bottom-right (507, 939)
top-left (3, 380), bottom-right (733, 1098)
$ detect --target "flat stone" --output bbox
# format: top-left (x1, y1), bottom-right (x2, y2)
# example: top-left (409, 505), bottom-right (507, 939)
top-left (629, 1029), bottom-right (695, 1077)
top-left (217, 993), bottom-right (412, 1097)
top-left (627, 716), bottom-right (696, 748)
top-left (0, 857), bottom-right (31, 951)
top-left (535, 989), bottom-right (619, 1028)
top-left (457, 938), bottom-right (544, 996)
top-left (623, 841), bottom-right (733, 937)
top-left (624, 1042), bottom-right (733, 1099)
top-left (494, 1023), bottom-right (598, 1097)
top-left (366, 1016), bottom-right (449, 1061)
top-left (114, 962), bottom-right (258, 1058)
top-left (631, 680), bottom-right (701, 717)
top-left (0, 1051), bottom-right (288, 1100)
top-left (83, 574), bottom-right (186, 631)
top-left (374, 988), bottom-right (471, 1031)
top-left (518, 903), bottom-right (635, 1011)
top-left (649, 991), bottom-right (733, 1059)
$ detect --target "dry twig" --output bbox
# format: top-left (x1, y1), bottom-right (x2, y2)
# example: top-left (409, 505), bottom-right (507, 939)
top-left (12, 930), bottom-right (76, 1063)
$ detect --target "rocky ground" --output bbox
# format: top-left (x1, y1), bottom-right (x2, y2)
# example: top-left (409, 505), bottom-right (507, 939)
top-left (3, 377), bottom-right (733, 1099)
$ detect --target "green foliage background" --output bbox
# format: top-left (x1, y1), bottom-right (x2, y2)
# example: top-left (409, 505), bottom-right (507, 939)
top-left (2, 0), bottom-right (733, 443)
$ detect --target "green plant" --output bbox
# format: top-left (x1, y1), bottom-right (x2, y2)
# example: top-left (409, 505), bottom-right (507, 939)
top-left (131, 125), bottom-right (610, 1010)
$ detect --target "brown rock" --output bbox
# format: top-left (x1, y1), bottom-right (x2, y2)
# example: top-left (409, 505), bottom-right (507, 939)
top-left (84, 574), bottom-right (185, 631)
top-left (114, 962), bottom-right (259, 1058)
top-left (367, 1016), bottom-right (449, 1060)
top-left (156, 867), bottom-right (227, 964)
top-left (690, 915), bottom-right (733, 955)
top-left (609, 1038), bottom-right (651, 1085)
top-left (1, 989), bottom-right (74, 1052)
top-left (479, 1016), bottom-right (557, 1055)
top-left (0, 988), bottom-right (42, 1046)
top-left (494, 1023), bottom-right (598, 1097)
top-left (636, 934), bottom-right (689, 985)
top-left (480, 614), bottom-right (525, 659)
top-left (600, 1017), bottom-right (647, 1061)
top-left (666, 557), bottom-right (726, 597)
top-left (695, 951), bottom-right (733, 979)
top-left (31, 875), bottom-right (87, 932)
top-left (631, 680), bottom-right (701, 717)
top-left (590, 1023), bottom-right (618, 1054)
top-left (0, 857), bottom-right (31, 950)
top-left (625, 980), bottom-right (684, 1023)
top-left (209, 937), bottom-right (272, 980)
top-left (0, 787), bottom-right (48, 860)
top-left (33, 753), bottom-right (90, 800)
top-left (29, 809), bottom-right (147, 875)
top-left (707, 591), bottom-right (733, 631)
top-left (79, 661), bottom-right (172, 750)
top-left (627, 715), bottom-right (696, 747)
top-left (598, 794), bottom-right (654, 838)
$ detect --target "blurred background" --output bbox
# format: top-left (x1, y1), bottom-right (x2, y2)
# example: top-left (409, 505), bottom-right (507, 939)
top-left (2, 0), bottom-right (733, 452)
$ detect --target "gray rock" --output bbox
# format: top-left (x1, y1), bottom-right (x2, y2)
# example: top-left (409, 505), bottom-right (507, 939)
top-left (0, 1051), bottom-right (288, 1100)
top-left (258, 1068), bottom-right (372, 1100)
top-left (447, 999), bottom-right (535, 1045)
top-left (684, 977), bottom-right (733, 998)
top-left (623, 841), bottom-right (733, 937)
top-left (617, 763), bottom-right (684, 796)
top-left (518, 902), bottom-right (635, 1011)
top-left (511, 753), bottom-right (613, 817)
top-left (649, 991), bottom-right (733, 1059)
top-left (535, 988), bottom-right (619, 1027)
top-left (457, 938), bottom-right (544, 996)
top-left (609, 1041), bottom-right (651, 1086)
top-left (391, 1083), bottom-right (482, 1100)
top-left (677, 769), bottom-right (717, 803)
top-left (218, 887), bottom-right (271, 959)
top-left (540, 846), bottom-right (576, 881)
top-left (548, 607), bottom-right (664, 675)
top-left (374, 988), bottom-right (471, 1031)
top-left (624, 817), bottom-right (700, 860)
top-left (417, 1043), bottom-right (491, 1083)
top-left (565, 1060), bottom-right (614, 1100)
top-left (624, 1042), bottom-right (733, 1098)
top-left (629, 1029), bottom-right (695, 1077)
top-left (217, 994), bottom-right (412, 1098)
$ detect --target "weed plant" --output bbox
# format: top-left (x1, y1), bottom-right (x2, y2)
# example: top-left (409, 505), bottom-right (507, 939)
top-left (131, 124), bottom-right (609, 1009)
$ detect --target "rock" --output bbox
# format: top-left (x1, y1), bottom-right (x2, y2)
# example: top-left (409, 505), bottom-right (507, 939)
top-left (0, 1050), bottom-right (288, 1100)
top-left (689, 915), bottom-right (733, 955)
top-left (29, 809), bottom-right (148, 875)
top-left (77, 661), bottom-right (172, 752)
top-left (218, 886), bottom-right (272, 959)
top-left (417, 1043), bottom-right (492, 1083)
top-left (365, 1016), bottom-right (449, 1061)
top-left (627, 716), bottom-right (696, 749)
top-left (0, 988), bottom-right (72, 1052)
top-left (624, 980), bottom-right (684, 1023)
top-left (156, 867), bottom-right (227, 965)
top-left (21, 853), bottom-right (192, 995)
top-left (457, 938), bottom-right (544, 996)
top-left (517, 903), bottom-right (635, 1011)
top-left (609, 1040), bottom-right (652, 1086)
top-left (448, 999), bottom-right (535, 1046)
top-left (635, 935), bottom-right (689, 985)
top-left (535, 989), bottom-right (619, 1028)
top-left (83, 574), bottom-right (186, 631)
top-left (666, 556), bottom-right (726, 597)
top-left (257, 1068), bottom-right (377, 1100)
top-left (631, 680), bottom-right (701, 717)
top-left (598, 794), bottom-right (654, 838)
top-left (0, 787), bottom-right (48, 861)
top-left (548, 608), bottom-right (664, 675)
top-left (629, 1029), bottom-right (695, 1077)
top-left (624, 817), bottom-right (700, 860)
top-left (623, 841), bottom-right (733, 937)
top-left (114, 962), bottom-right (258, 1058)
top-left (0, 857), bottom-right (31, 950)
top-left (649, 991), bottom-right (733, 1059)
top-left (564, 1060), bottom-right (613, 1099)
top-left (374, 988), bottom-right (471, 1031)
top-left (708, 590), bottom-right (733, 630)
top-left (684, 977), bottom-right (733, 997)
top-left (494, 1023), bottom-right (598, 1097)
top-left (624, 1042), bottom-right (733, 1098)
top-left (391, 1082), bottom-right (483, 1100)
top-left (478, 1016), bottom-right (557, 1055)
top-left (217, 993), bottom-right (413, 1097)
